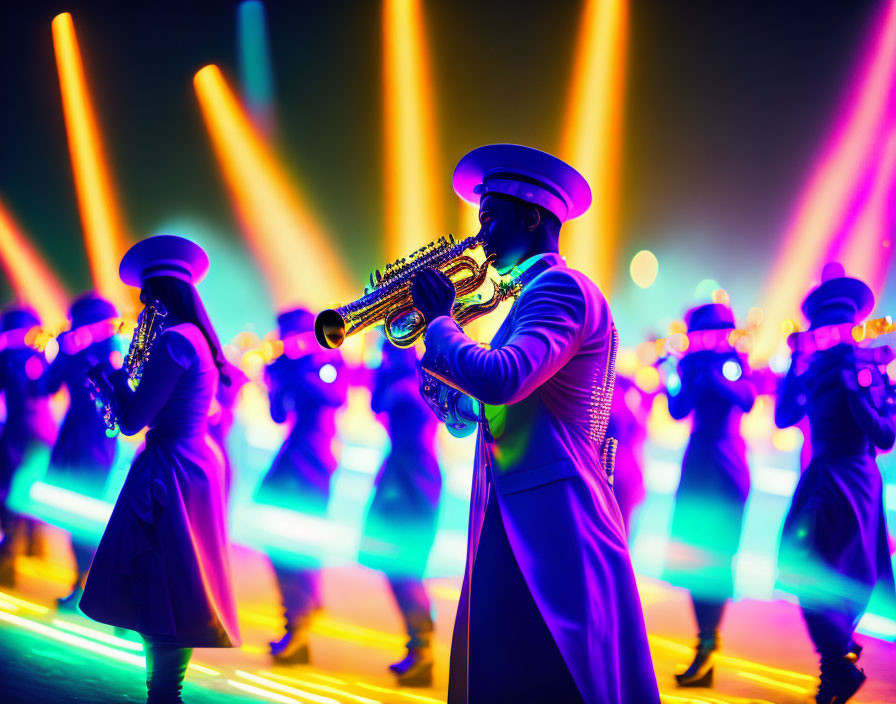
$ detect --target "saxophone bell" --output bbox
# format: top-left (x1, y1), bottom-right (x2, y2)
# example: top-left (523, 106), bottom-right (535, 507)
top-left (315, 309), bottom-right (348, 350)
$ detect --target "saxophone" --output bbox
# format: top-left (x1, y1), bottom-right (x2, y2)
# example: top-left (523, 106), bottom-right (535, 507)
top-left (87, 300), bottom-right (168, 436)
top-left (316, 234), bottom-right (522, 349)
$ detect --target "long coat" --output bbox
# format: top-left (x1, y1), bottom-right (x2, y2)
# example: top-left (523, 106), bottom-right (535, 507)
top-left (255, 349), bottom-right (347, 514)
top-left (776, 344), bottom-right (895, 625)
top-left (81, 324), bottom-right (240, 647)
top-left (360, 350), bottom-right (440, 579)
top-left (423, 254), bottom-right (659, 704)
top-left (43, 336), bottom-right (119, 495)
top-left (665, 349), bottom-right (755, 600)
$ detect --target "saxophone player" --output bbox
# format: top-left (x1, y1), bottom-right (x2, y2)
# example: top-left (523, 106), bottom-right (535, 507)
top-left (775, 263), bottom-right (895, 704)
top-left (80, 235), bottom-right (240, 704)
top-left (410, 145), bottom-right (660, 704)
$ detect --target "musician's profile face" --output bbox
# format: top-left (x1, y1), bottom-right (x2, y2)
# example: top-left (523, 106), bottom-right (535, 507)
top-left (478, 195), bottom-right (532, 274)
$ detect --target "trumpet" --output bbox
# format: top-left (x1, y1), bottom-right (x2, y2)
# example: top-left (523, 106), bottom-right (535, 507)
top-left (316, 234), bottom-right (522, 349)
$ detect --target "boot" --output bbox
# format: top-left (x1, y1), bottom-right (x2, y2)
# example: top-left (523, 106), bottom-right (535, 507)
top-left (270, 626), bottom-right (311, 664)
top-left (145, 643), bottom-right (191, 704)
top-left (815, 655), bottom-right (866, 704)
top-left (390, 626), bottom-right (434, 687)
top-left (675, 635), bottom-right (716, 687)
top-left (57, 575), bottom-right (86, 612)
top-left (56, 585), bottom-right (84, 612)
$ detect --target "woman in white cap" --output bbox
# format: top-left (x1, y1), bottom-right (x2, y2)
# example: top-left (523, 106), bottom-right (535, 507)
top-left (775, 263), bottom-right (895, 704)
top-left (80, 235), bottom-right (240, 704)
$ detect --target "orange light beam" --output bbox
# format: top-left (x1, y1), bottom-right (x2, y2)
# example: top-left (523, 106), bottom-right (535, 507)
top-left (0, 198), bottom-right (69, 327)
top-left (51, 13), bottom-right (130, 309)
top-left (754, 0), bottom-right (896, 360)
top-left (560, 0), bottom-right (629, 294)
top-left (383, 0), bottom-right (442, 260)
top-left (193, 65), bottom-right (352, 311)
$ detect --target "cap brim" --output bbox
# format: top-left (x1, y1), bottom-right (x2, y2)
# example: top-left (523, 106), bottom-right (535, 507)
top-left (453, 144), bottom-right (592, 221)
top-left (120, 235), bottom-right (210, 288)
top-left (801, 277), bottom-right (874, 321)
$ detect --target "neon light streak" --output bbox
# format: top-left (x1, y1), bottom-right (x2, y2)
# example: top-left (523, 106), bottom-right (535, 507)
top-left (260, 672), bottom-right (382, 704)
top-left (235, 671), bottom-right (341, 704)
top-left (228, 680), bottom-right (306, 703)
top-left (354, 682), bottom-right (444, 704)
top-left (52, 618), bottom-right (144, 652)
top-left (0, 610), bottom-right (144, 667)
top-left (0, 590), bottom-right (50, 614)
top-left (237, 1), bottom-right (276, 135)
top-left (755, 0), bottom-right (896, 359)
top-left (194, 65), bottom-right (352, 310)
top-left (736, 671), bottom-right (811, 695)
top-left (835, 129), bottom-right (896, 297)
top-left (187, 662), bottom-right (221, 677)
top-left (29, 481), bottom-right (113, 525)
top-left (51, 13), bottom-right (131, 310)
top-left (560, 0), bottom-right (628, 292)
top-left (382, 0), bottom-right (442, 260)
top-left (0, 200), bottom-right (69, 328)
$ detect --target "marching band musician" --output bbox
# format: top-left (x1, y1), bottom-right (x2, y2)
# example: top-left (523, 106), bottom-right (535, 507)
top-left (664, 302), bottom-right (756, 687)
top-left (775, 263), bottom-right (895, 704)
top-left (410, 144), bottom-right (660, 704)
top-left (41, 294), bottom-right (121, 610)
top-left (80, 235), bottom-right (240, 704)
top-left (0, 306), bottom-right (55, 587)
top-left (359, 339), bottom-right (441, 686)
top-left (256, 307), bottom-right (348, 664)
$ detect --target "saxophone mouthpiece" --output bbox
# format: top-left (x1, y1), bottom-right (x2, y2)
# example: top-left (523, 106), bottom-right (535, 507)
top-left (316, 309), bottom-right (347, 349)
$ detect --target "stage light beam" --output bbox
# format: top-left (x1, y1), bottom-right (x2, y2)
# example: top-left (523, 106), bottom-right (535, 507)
top-left (237, 0), bottom-right (276, 136)
top-left (193, 65), bottom-right (352, 310)
top-left (51, 13), bottom-right (131, 310)
top-left (0, 199), bottom-right (69, 327)
top-left (383, 0), bottom-right (442, 260)
top-left (755, 0), bottom-right (896, 359)
top-left (560, 0), bottom-right (629, 293)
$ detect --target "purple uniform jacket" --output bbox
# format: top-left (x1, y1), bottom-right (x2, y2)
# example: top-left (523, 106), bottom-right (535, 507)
top-left (423, 254), bottom-right (660, 704)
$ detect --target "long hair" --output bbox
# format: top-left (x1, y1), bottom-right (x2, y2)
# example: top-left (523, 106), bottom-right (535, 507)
top-left (141, 276), bottom-right (231, 385)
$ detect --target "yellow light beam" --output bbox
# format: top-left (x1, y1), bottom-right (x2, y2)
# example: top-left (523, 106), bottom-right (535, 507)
top-left (383, 0), bottom-right (442, 260)
top-left (0, 199), bottom-right (69, 328)
top-left (51, 13), bottom-right (131, 310)
top-left (560, 0), bottom-right (629, 293)
top-left (194, 65), bottom-right (352, 311)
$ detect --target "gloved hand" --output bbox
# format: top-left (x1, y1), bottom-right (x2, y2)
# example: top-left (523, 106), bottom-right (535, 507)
top-left (410, 268), bottom-right (456, 325)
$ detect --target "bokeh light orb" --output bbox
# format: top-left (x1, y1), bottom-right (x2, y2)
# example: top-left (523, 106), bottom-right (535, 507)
top-left (630, 250), bottom-right (658, 289)
top-left (694, 279), bottom-right (721, 301)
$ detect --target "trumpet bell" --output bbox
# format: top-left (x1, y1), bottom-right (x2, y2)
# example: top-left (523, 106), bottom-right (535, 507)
top-left (316, 309), bottom-right (347, 349)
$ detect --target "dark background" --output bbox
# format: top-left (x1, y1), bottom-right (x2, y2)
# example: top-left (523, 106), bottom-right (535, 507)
top-left (0, 0), bottom-right (880, 316)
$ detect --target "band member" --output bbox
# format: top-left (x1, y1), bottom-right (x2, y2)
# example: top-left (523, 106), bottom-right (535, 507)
top-left (80, 235), bottom-right (240, 704)
top-left (256, 307), bottom-right (347, 663)
top-left (664, 303), bottom-right (756, 687)
top-left (608, 374), bottom-right (648, 538)
top-left (0, 306), bottom-right (55, 586)
top-left (411, 144), bottom-right (660, 704)
top-left (40, 294), bottom-right (121, 609)
top-left (775, 263), bottom-right (895, 704)
top-left (359, 340), bottom-right (441, 686)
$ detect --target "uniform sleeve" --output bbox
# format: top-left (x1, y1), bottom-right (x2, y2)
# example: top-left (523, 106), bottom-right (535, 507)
top-left (421, 268), bottom-right (588, 406)
top-left (114, 329), bottom-right (192, 435)
top-left (775, 362), bottom-right (807, 428)
top-left (841, 368), bottom-right (896, 450)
